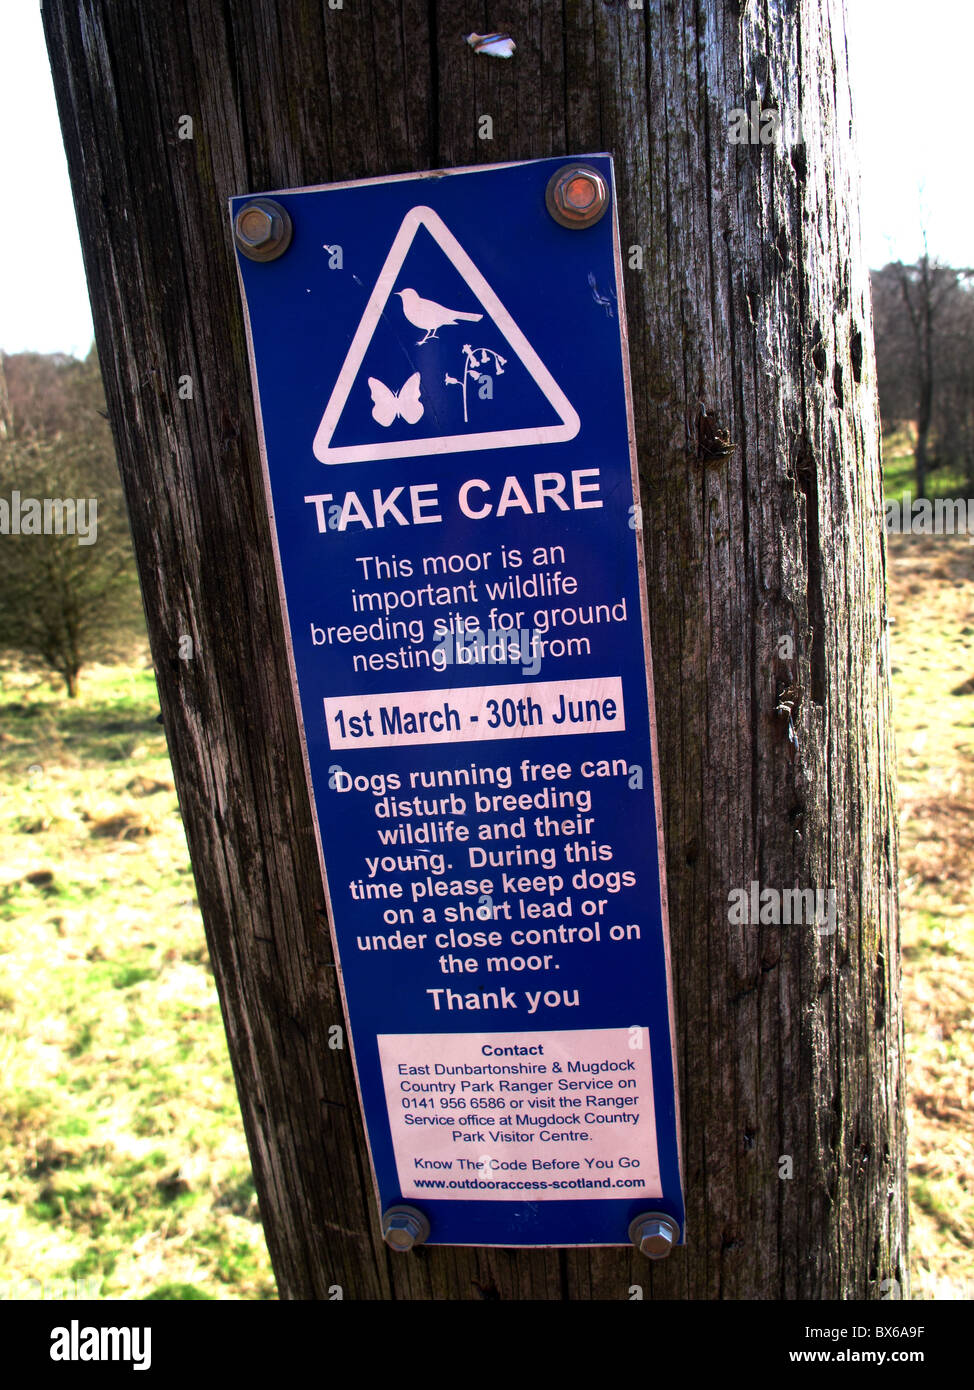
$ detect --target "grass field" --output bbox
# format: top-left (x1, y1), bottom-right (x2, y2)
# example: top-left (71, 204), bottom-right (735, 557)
top-left (884, 431), bottom-right (974, 1299)
top-left (0, 663), bottom-right (275, 1300)
top-left (0, 435), bottom-right (970, 1298)
top-left (891, 530), bottom-right (974, 1300)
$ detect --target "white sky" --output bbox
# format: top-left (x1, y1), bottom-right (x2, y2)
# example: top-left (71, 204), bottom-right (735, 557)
top-left (0, 0), bottom-right (971, 358)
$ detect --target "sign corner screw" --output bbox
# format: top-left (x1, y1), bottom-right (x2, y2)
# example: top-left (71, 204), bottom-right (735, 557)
top-left (545, 163), bottom-right (609, 229)
top-left (382, 1204), bottom-right (431, 1251)
top-left (233, 197), bottom-right (293, 262)
top-left (629, 1211), bottom-right (680, 1259)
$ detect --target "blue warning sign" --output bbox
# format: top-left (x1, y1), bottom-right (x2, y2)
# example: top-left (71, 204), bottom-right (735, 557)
top-left (231, 156), bottom-right (685, 1250)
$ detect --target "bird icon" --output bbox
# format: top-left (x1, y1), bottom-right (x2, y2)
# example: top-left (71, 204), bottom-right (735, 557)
top-left (395, 288), bottom-right (483, 344)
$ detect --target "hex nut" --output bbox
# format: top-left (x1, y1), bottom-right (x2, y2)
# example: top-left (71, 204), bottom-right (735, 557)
top-left (628, 1212), bottom-right (680, 1259)
top-left (237, 206), bottom-right (274, 244)
top-left (381, 1204), bottom-right (431, 1251)
top-left (233, 198), bottom-right (293, 262)
top-left (545, 164), bottom-right (610, 229)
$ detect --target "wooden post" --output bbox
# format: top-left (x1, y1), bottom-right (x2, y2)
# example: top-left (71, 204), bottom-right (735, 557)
top-left (44, 0), bottom-right (906, 1299)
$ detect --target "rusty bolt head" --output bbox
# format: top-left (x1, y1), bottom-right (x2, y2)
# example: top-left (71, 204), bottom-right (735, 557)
top-left (233, 198), bottom-right (293, 262)
top-left (381, 1204), bottom-right (430, 1252)
top-left (629, 1212), bottom-right (680, 1259)
top-left (545, 164), bottom-right (610, 229)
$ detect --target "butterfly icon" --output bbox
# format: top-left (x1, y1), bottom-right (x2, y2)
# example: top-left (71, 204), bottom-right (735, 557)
top-left (368, 373), bottom-right (424, 428)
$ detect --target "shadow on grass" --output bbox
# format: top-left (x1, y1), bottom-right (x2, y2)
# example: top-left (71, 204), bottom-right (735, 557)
top-left (1, 683), bottom-right (162, 768)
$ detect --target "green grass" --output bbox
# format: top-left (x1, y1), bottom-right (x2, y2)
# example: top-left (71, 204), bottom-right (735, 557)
top-left (0, 657), bottom-right (276, 1300)
top-left (882, 426), bottom-right (972, 508)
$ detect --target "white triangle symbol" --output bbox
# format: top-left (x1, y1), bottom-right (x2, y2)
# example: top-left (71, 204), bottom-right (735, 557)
top-left (313, 205), bottom-right (580, 464)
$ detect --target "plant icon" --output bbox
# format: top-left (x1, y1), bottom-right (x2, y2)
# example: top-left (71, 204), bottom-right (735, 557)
top-left (445, 344), bottom-right (507, 423)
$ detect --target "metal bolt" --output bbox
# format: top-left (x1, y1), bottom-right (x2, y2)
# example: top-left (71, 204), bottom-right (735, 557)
top-left (545, 163), bottom-right (610, 229)
top-left (629, 1211), bottom-right (680, 1259)
top-left (381, 1204), bottom-right (430, 1252)
top-left (233, 198), bottom-right (293, 262)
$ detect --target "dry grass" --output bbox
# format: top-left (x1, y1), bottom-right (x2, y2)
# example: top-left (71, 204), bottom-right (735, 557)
top-left (887, 532), bottom-right (974, 1300)
top-left (0, 659), bottom-right (276, 1300)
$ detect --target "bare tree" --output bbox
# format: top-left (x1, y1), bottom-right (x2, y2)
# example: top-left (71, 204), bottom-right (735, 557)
top-left (873, 254), bottom-right (974, 495)
top-left (934, 281), bottom-right (974, 487)
top-left (0, 355), bottom-right (11, 439)
top-left (0, 352), bottom-right (143, 696)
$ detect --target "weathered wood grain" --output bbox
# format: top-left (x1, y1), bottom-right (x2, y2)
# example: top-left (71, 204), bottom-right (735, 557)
top-left (44, 0), bottom-right (906, 1299)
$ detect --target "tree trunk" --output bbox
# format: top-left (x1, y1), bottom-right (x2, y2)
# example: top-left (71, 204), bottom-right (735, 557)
top-left (916, 258), bottom-right (934, 500)
top-left (44, 0), bottom-right (906, 1299)
top-left (899, 254), bottom-right (934, 500)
